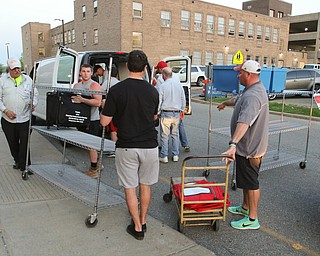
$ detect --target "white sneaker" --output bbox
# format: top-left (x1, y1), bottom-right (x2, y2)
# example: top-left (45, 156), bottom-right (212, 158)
top-left (159, 156), bottom-right (168, 163)
top-left (172, 155), bottom-right (179, 162)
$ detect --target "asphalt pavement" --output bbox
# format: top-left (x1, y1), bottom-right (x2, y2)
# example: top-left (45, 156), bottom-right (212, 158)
top-left (0, 124), bottom-right (215, 256)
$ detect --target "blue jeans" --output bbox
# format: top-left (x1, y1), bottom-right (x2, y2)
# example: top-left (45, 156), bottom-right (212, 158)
top-left (179, 120), bottom-right (189, 147)
top-left (160, 112), bottom-right (180, 158)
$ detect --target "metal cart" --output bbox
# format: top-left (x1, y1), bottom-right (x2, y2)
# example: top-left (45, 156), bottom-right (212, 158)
top-left (23, 78), bottom-right (125, 227)
top-left (163, 155), bottom-right (232, 233)
top-left (213, 89), bottom-right (314, 189)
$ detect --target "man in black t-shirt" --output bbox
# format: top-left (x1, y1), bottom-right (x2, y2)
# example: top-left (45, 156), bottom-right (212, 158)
top-left (100, 50), bottom-right (159, 241)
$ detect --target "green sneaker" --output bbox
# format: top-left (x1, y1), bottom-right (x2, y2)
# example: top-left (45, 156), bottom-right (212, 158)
top-left (228, 205), bottom-right (249, 216)
top-left (230, 216), bottom-right (260, 230)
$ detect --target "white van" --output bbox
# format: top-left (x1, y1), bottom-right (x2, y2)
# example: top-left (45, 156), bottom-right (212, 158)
top-left (303, 64), bottom-right (320, 70)
top-left (32, 46), bottom-right (192, 121)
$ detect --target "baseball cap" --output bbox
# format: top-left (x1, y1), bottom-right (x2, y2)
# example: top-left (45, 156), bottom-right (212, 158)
top-left (7, 58), bottom-right (21, 69)
top-left (234, 60), bottom-right (261, 74)
top-left (155, 61), bottom-right (168, 69)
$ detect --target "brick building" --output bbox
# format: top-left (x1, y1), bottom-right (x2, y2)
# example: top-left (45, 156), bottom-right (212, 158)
top-left (22, 0), bottom-right (307, 71)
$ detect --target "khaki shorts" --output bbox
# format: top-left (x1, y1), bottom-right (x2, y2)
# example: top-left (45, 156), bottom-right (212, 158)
top-left (115, 147), bottom-right (159, 188)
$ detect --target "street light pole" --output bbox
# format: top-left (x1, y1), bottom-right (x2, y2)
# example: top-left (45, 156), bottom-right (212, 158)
top-left (55, 19), bottom-right (65, 45)
top-left (5, 43), bottom-right (10, 59)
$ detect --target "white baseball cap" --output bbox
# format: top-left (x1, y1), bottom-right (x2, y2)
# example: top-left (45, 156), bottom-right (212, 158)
top-left (234, 60), bottom-right (261, 74)
top-left (7, 58), bottom-right (21, 69)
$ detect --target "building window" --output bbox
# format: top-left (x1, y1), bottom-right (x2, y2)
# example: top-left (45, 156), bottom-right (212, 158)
top-left (54, 35), bottom-right (57, 45)
top-left (217, 17), bottom-right (225, 35)
top-left (180, 50), bottom-right (189, 56)
top-left (216, 52), bottom-right (224, 65)
top-left (263, 56), bottom-right (268, 65)
top-left (38, 32), bottom-right (44, 42)
top-left (39, 47), bottom-right (45, 57)
top-left (273, 28), bottom-right (279, 43)
top-left (248, 23), bottom-right (254, 39)
top-left (181, 10), bottom-right (190, 30)
top-left (205, 51), bottom-right (213, 65)
top-left (72, 29), bottom-right (75, 43)
top-left (238, 21), bottom-right (245, 38)
top-left (269, 9), bottom-right (275, 17)
top-left (255, 56), bottom-right (260, 63)
top-left (93, 0), bottom-right (98, 15)
top-left (161, 11), bottom-right (171, 28)
top-left (133, 2), bottom-right (142, 18)
top-left (193, 51), bottom-right (202, 65)
top-left (278, 11), bottom-right (284, 18)
top-left (68, 30), bottom-right (71, 44)
top-left (206, 15), bottom-right (214, 33)
top-left (94, 29), bottom-right (99, 44)
top-left (265, 26), bottom-right (271, 41)
top-left (257, 25), bottom-right (262, 40)
top-left (83, 32), bottom-right (87, 46)
top-left (64, 32), bottom-right (67, 45)
top-left (132, 32), bottom-right (142, 48)
top-left (82, 5), bottom-right (86, 19)
top-left (246, 55), bottom-right (251, 60)
top-left (194, 13), bottom-right (202, 32)
top-left (228, 19), bottom-right (235, 36)
top-left (25, 32), bottom-right (29, 41)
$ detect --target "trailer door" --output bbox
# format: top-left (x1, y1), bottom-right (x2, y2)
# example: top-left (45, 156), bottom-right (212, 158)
top-left (162, 56), bottom-right (192, 114)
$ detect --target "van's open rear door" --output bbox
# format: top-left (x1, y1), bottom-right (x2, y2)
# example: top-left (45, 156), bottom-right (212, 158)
top-left (52, 46), bottom-right (80, 88)
top-left (162, 56), bottom-right (192, 114)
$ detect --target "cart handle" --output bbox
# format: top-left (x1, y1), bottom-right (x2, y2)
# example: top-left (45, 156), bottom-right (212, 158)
top-left (182, 155), bottom-right (233, 163)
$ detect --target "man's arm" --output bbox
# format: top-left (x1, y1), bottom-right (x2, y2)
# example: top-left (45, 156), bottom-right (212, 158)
top-left (217, 97), bottom-right (236, 111)
top-left (72, 82), bottom-right (102, 107)
top-left (100, 114), bottom-right (112, 127)
top-left (222, 122), bottom-right (249, 161)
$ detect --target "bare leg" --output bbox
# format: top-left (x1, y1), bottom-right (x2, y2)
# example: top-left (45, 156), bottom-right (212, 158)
top-left (247, 189), bottom-right (260, 219)
top-left (139, 184), bottom-right (151, 225)
top-left (242, 189), bottom-right (249, 210)
top-left (125, 187), bottom-right (142, 232)
top-left (89, 149), bottom-right (98, 164)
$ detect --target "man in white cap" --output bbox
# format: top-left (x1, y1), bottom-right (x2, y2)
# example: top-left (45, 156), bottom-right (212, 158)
top-left (0, 58), bottom-right (39, 174)
top-left (217, 60), bottom-right (269, 230)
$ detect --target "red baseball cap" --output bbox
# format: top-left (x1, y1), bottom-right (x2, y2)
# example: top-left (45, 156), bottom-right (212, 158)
top-left (155, 61), bottom-right (168, 69)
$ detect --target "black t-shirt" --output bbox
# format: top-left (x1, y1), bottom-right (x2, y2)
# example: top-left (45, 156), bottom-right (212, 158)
top-left (102, 78), bottom-right (159, 148)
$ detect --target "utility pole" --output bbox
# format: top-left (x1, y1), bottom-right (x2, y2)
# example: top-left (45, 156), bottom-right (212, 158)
top-left (5, 43), bottom-right (10, 59)
top-left (55, 19), bottom-right (65, 45)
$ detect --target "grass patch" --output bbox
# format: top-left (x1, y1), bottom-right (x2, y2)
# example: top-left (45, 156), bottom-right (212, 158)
top-left (205, 97), bottom-right (320, 118)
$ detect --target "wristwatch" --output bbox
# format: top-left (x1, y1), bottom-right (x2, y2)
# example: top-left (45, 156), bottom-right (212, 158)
top-left (229, 141), bottom-right (237, 147)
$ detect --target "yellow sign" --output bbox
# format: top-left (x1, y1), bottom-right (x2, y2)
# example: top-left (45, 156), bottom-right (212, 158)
top-left (233, 50), bottom-right (244, 65)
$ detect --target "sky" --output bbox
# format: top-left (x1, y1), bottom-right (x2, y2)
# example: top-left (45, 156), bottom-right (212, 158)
top-left (1, 0), bottom-right (320, 66)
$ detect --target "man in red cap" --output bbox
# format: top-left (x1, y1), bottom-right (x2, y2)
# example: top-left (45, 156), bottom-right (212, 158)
top-left (154, 61), bottom-right (168, 88)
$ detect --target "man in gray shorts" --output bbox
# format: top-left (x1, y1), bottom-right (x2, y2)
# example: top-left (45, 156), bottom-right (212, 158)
top-left (217, 60), bottom-right (269, 230)
top-left (100, 50), bottom-right (159, 240)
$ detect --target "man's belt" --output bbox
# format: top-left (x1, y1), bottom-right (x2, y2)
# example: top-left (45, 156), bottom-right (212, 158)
top-left (162, 110), bottom-right (181, 113)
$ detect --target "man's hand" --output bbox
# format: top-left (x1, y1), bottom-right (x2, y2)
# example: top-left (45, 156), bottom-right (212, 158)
top-left (5, 110), bottom-right (16, 120)
top-left (71, 95), bottom-right (83, 104)
top-left (217, 102), bottom-right (226, 111)
top-left (222, 146), bottom-right (236, 164)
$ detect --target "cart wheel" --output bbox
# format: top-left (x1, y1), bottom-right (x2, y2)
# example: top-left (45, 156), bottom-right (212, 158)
top-left (212, 220), bottom-right (220, 231)
top-left (299, 162), bottom-right (306, 169)
top-left (85, 216), bottom-right (98, 228)
top-left (231, 181), bottom-right (237, 191)
top-left (22, 172), bottom-right (29, 180)
top-left (163, 193), bottom-right (172, 203)
top-left (203, 170), bottom-right (210, 178)
top-left (177, 218), bottom-right (185, 234)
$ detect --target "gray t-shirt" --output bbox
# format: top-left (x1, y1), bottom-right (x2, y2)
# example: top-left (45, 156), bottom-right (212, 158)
top-left (230, 81), bottom-right (269, 158)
